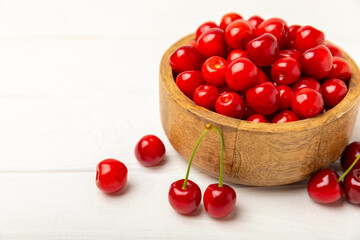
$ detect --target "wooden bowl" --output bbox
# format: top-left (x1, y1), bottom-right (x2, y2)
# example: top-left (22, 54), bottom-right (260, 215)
top-left (159, 33), bottom-right (360, 186)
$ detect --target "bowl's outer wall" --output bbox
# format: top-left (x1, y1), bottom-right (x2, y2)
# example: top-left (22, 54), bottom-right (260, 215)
top-left (159, 34), bottom-right (360, 186)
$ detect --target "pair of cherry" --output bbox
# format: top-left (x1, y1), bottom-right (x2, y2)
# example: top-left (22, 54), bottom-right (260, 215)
top-left (307, 141), bottom-right (360, 204)
top-left (168, 124), bottom-right (236, 218)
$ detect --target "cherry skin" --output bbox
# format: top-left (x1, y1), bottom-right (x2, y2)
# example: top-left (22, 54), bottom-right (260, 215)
top-left (197, 28), bottom-right (227, 58)
top-left (219, 12), bottom-right (243, 31)
top-left (307, 169), bottom-right (343, 204)
top-left (325, 43), bottom-right (344, 58)
top-left (225, 19), bottom-right (254, 50)
top-left (279, 49), bottom-right (302, 60)
top-left (286, 25), bottom-right (301, 49)
top-left (271, 57), bottom-right (301, 85)
top-left (193, 84), bottom-right (220, 111)
top-left (196, 21), bottom-right (218, 40)
top-left (272, 110), bottom-right (299, 123)
top-left (246, 82), bottom-right (280, 115)
top-left (96, 159), bottom-right (128, 194)
top-left (292, 77), bottom-right (322, 94)
top-left (227, 49), bottom-right (247, 63)
top-left (295, 25), bottom-right (325, 52)
top-left (256, 68), bottom-right (270, 85)
top-left (300, 45), bottom-right (333, 79)
top-left (215, 92), bottom-right (245, 119)
top-left (248, 15), bottom-right (264, 29)
top-left (168, 179), bottom-right (202, 215)
top-left (256, 18), bottom-right (289, 49)
top-left (225, 57), bottom-right (258, 91)
top-left (246, 33), bottom-right (279, 67)
top-left (201, 56), bottom-right (228, 86)
top-left (135, 135), bottom-right (166, 167)
top-left (218, 84), bottom-right (235, 95)
top-left (341, 142), bottom-right (360, 170)
top-left (322, 78), bottom-right (348, 108)
top-left (247, 114), bottom-right (269, 123)
top-left (176, 70), bottom-right (205, 99)
top-left (291, 88), bottom-right (324, 118)
top-left (277, 85), bottom-right (294, 110)
top-left (203, 184), bottom-right (236, 218)
top-left (169, 45), bottom-right (202, 73)
top-left (243, 101), bottom-right (257, 119)
top-left (324, 57), bottom-right (352, 82)
top-left (186, 40), bottom-right (198, 49)
top-left (343, 168), bottom-right (360, 204)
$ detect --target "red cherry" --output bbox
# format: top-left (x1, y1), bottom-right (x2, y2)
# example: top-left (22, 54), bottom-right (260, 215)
top-left (272, 110), bottom-right (299, 123)
top-left (225, 58), bottom-right (258, 91)
top-left (201, 56), bottom-right (228, 86)
top-left (193, 84), bottom-right (220, 110)
top-left (292, 77), bottom-right (322, 94)
top-left (197, 28), bottom-right (227, 58)
top-left (168, 179), bottom-right (202, 215)
top-left (291, 88), bottom-right (324, 118)
top-left (215, 92), bottom-right (245, 119)
top-left (286, 25), bottom-right (301, 49)
top-left (246, 82), bottom-right (279, 115)
top-left (203, 184), bottom-right (236, 218)
top-left (196, 21), bottom-right (218, 40)
top-left (248, 15), bottom-right (264, 29)
top-left (169, 45), bottom-right (202, 73)
top-left (96, 159), bottom-right (128, 194)
top-left (279, 49), bottom-right (302, 60)
top-left (271, 57), bottom-right (301, 85)
top-left (219, 12), bottom-right (243, 31)
top-left (324, 57), bottom-right (352, 82)
top-left (295, 25), bottom-right (325, 52)
top-left (225, 19), bottom-right (254, 50)
top-left (307, 169), bottom-right (343, 204)
top-left (176, 70), bottom-right (205, 99)
top-left (256, 68), bottom-right (270, 85)
top-left (325, 43), bottom-right (344, 58)
top-left (247, 114), bottom-right (269, 123)
top-left (343, 168), bottom-right (360, 204)
top-left (277, 85), bottom-right (294, 110)
top-left (322, 78), bottom-right (348, 107)
top-left (341, 142), bottom-right (360, 170)
top-left (300, 45), bottom-right (333, 79)
top-left (246, 33), bottom-right (279, 67)
top-left (135, 135), bottom-right (166, 167)
top-left (218, 84), bottom-right (235, 95)
top-left (227, 49), bottom-right (247, 63)
top-left (243, 101), bottom-right (257, 119)
top-left (256, 18), bottom-right (289, 49)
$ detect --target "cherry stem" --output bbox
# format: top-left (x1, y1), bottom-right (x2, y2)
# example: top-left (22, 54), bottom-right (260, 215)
top-left (338, 154), bottom-right (360, 182)
top-left (211, 125), bottom-right (224, 188)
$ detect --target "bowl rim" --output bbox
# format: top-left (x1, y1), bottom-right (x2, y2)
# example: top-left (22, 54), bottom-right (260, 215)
top-left (160, 33), bottom-right (360, 133)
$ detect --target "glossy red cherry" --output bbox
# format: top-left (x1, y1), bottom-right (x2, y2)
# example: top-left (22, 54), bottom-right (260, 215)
top-left (272, 110), bottom-right (299, 123)
top-left (325, 43), bottom-right (344, 58)
top-left (176, 70), bottom-right (205, 99)
top-left (246, 33), bottom-right (279, 67)
top-left (341, 142), bottom-right (360, 170)
top-left (246, 82), bottom-right (279, 115)
top-left (169, 45), bottom-right (203, 73)
top-left (247, 114), bottom-right (269, 123)
top-left (197, 28), bottom-right (228, 58)
top-left (196, 21), bottom-right (218, 40)
top-left (218, 84), bottom-right (235, 95)
top-left (256, 18), bottom-right (289, 49)
top-left (279, 49), bottom-right (301, 60)
top-left (286, 25), bottom-right (301, 49)
top-left (215, 92), bottom-right (245, 119)
top-left (96, 159), bottom-right (128, 194)
top-left (292, 77), bottom-right (322, 94)
top-left (186, 40), bottom-right (198, 49)
top-left (225, 19), bottom-right (254, 49)
top-left (277, 85), bottom-right (293, 110)
top-left (295, 25), bottom-right (325, 52)
top-left (168, 179), bottom-right (202, 215)
top-left (225, 58), bottom-right (258, 91)
top-left (343, 168), bottom-right (360, 204)
top-left (325, 57), bottom-right (352, 82)
top-left (248, 15), bottom-right (264, 29)
top-left (227, 49), bottom-right (247, 63)
top-left (135, 135), bottom-right (166, 167)
top-left (307, 169), bottom-right (343, 204)
top-left (300, 45), bottom-right (333, 79)
top-left (291, 88), bottom-right (324, 118)
top-left (322, 78), bottom-right (348, 107)
top-left (201, 56), bottom-right (228, 86)
top-left (219, 12), bottom-right (243, 31)
top-left (256, 68), bottom-right (270, 85)
top-left (203, 184), bottom-right (236, 218)
top-left (193, 84), bottom-right (220, 110)
top-left (271, 57), bottom-right (301, 85)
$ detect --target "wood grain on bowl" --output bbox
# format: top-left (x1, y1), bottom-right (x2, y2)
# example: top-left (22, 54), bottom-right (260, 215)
top-left (159, 33), bottom-right (360, 186)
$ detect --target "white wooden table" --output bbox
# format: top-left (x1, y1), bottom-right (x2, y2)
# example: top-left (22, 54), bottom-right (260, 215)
top-left (0, 0), bottom-right (359, 239)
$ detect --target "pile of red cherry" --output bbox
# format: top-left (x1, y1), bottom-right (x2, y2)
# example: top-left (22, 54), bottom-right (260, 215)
top-left (169, 13), bottom-right (352, 123)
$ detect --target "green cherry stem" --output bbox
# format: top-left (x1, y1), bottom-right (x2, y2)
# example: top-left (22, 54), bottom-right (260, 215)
top-left (211, 125), bottom-right (224, 188)
top-left (338, 153), bottom-right (360, 183)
